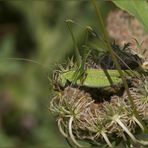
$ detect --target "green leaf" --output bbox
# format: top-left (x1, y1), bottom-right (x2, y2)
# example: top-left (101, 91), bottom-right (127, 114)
top-left (112, 0), bottom-right (148, 32)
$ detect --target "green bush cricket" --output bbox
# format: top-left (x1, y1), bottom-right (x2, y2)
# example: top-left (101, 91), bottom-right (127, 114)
top-left (56, 20), bottom-right (141, 90)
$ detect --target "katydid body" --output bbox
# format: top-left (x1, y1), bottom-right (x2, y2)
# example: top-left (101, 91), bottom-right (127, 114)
top-left (58, 69), bottom-right (138, 88)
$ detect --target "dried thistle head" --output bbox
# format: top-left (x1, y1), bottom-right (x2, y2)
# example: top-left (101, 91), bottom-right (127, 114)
top-left (49, 73), bottom-right (148, 147)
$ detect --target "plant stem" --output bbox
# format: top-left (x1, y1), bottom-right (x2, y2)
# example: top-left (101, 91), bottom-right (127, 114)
top-left (66, 20), bottom-right (81, 66)
top-left (132, 116), bottom-right (145, 132)
top-left (101, 131), bottom-right (113, 147)
top-left (58, 118), bottom-right (68, 138)
top-left (115, 118), bottom-right (137, 142)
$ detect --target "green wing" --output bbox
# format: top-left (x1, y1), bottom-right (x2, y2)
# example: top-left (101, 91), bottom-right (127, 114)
top-left (59, 69), bottom-right (132, 88)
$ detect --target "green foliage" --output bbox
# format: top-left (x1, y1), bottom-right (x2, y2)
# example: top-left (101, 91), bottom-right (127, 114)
top-left (113, 0), bottom-right (148, 32)
top-left (0, 131), bottom-right (15, 148)
top-left (0, 1), bottom-right (97, 147)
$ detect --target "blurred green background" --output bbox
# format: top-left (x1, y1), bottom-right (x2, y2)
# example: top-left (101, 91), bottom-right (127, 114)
top-left (0, 1), bottom-right (115, 147)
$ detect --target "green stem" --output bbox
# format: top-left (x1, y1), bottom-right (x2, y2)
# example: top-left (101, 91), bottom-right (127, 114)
top-left (82, 27), bottom-right (90, 62)
top-left (91, 0), bottom-right (147, 132)
top-left (82, 26), bottom-right (92, 69)
top-left (66, 20), bottom-right (81, 66)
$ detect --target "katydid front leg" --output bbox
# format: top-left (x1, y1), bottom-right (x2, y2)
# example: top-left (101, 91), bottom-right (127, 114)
top-left (73, 27), bottom-right (93, 84)
top-left (66, 20), bottom-right (93, 85)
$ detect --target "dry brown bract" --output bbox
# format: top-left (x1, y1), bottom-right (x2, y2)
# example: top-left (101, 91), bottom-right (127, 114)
top-left (107, 10), bottom-right (148, 61)
top-left (49, 77), bottom-right (148, 147)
